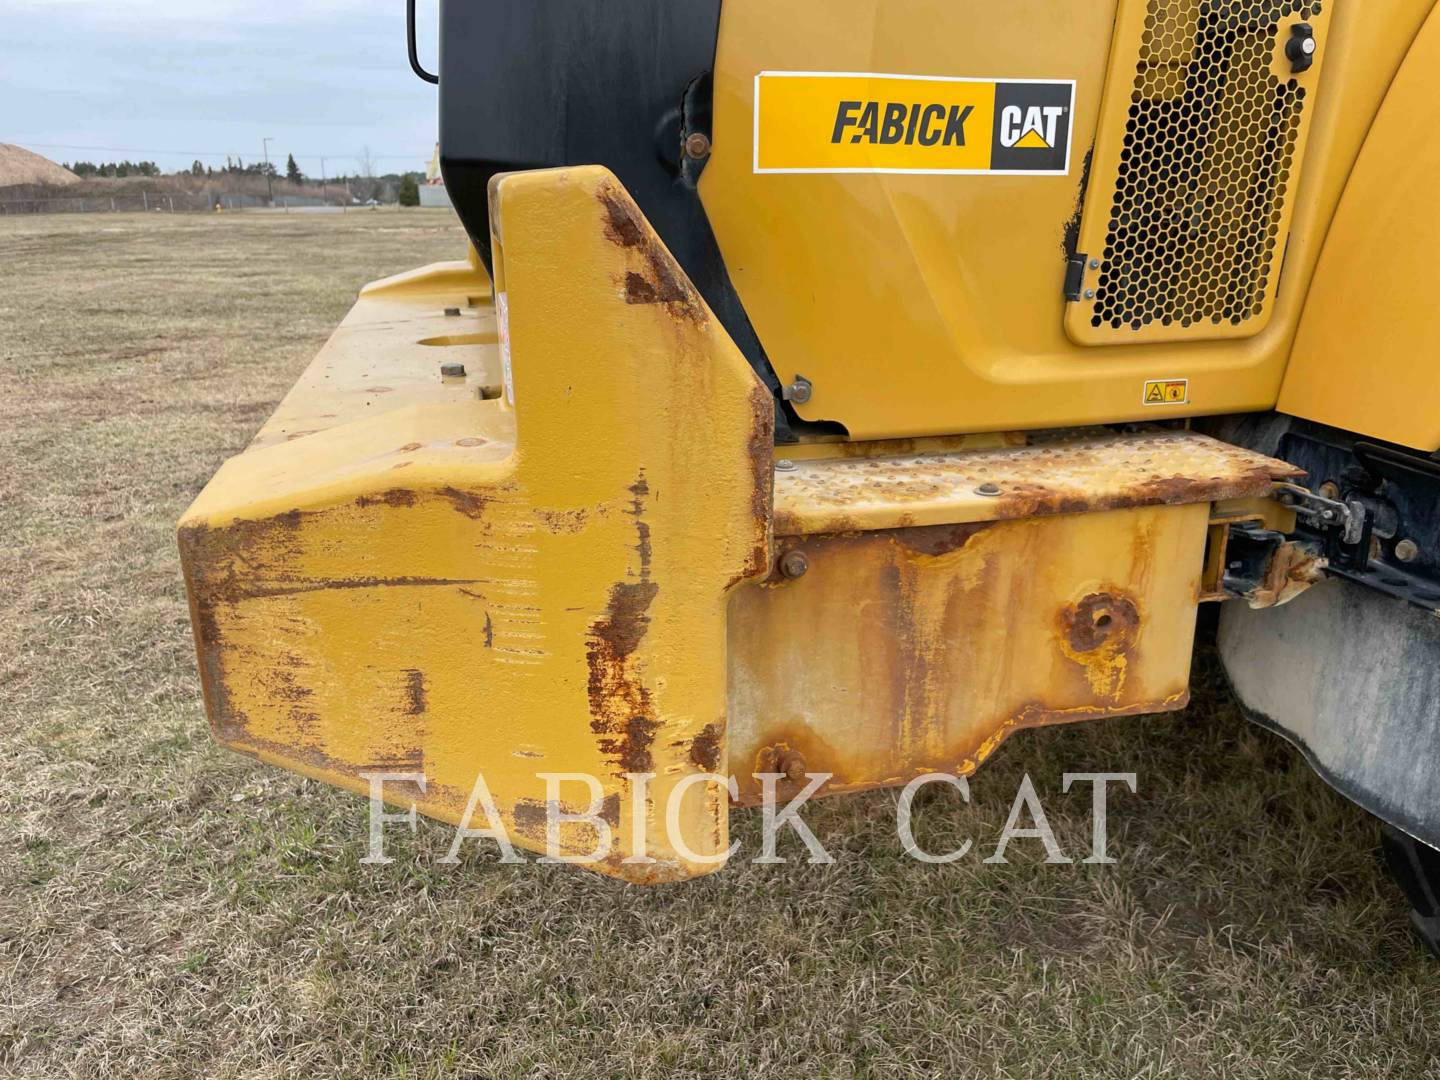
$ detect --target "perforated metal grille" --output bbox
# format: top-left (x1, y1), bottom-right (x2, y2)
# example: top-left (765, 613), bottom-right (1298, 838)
top-left (1090, 0), bottom-right (1317, 333)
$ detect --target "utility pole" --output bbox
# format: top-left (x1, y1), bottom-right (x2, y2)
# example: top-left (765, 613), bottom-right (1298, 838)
top-left (261, 137), bottom-right (275, 205)
top-left (320, 156), bottom-right (327, 205)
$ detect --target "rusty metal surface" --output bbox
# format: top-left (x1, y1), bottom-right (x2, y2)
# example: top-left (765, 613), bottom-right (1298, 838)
top-left (772, 429), bottom-right (1301, 536)
top-left (179, 167), bottom-right (772, 881)
top-left (1243, 540), bottom-right (1328, 608)
top-left (178, 171), bottom-right (1309, 882)
top-left (728, 503), bottom-right (1209, 805)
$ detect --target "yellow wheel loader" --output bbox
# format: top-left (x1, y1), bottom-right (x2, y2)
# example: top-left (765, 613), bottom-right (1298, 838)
top-left (179, 0), bottom-right (1440, 943)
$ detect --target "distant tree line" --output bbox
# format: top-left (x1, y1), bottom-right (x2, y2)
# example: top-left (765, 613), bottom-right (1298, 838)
top-left (57, 151), bottom-right (430, 206)
top-left (64, 160), bottom-right (161, 178)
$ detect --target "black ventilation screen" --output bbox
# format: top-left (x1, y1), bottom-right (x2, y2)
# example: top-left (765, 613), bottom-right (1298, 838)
top-left (1089, 0), bottom-right (1318, 333)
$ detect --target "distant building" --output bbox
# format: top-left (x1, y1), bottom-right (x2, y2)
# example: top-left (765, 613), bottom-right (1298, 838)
top-left (420, 143), bottom-right (452, 208)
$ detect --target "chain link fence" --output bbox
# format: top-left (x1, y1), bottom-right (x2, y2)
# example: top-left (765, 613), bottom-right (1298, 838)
top-left (0, 190), bottom-right (358, 215)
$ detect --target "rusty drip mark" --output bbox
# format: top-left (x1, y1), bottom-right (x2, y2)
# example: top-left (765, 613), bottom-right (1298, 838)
top-left (1059, 590), bottom-right (1140, 699)
top-left (257, 654), bottom-right (320, 736)
top-left (599, 186), bottom-right (646, 248)
top-left (600, 793), bottom-right (621, 829)
top-left (588, 581), bottom-right (659, 667)
top-left (624, 271), bottom-right (687, 306)
top-left (356, 488), bottom-right (417, 509)
top-left (178, 510), bottom-right (305, 625)
top-left (535, 506), bottom-right (590, 534)
top-left (401, 669), bottom-right (427, 716)
top-left (689, 722), bottom-right (723, 772)
top-left (629, 475), bottom-right (653, 574)
top-left (511, 797), bottom-right (615, 855)
top-left (440, 486), bottom-right (490, 520)
top-left (992, 469), bottom-right (1281, 520)
top-left (883, 558), bottom-right (940, 758)
top-left (483, 611), bottom-right (494, 648)
top-left (596, 182), bottom-right (705, 323)
top-left (891, 522), bottom-right (994, 556)
top-left (585, 469), bottom-right (662, 776)
top-left (744, 382), bottom-right (775, 582)
top-left (211, 575), bottom-right (491, 602)
top-left (511, 799), bottom-right (548, 840)
top-left (368, 748), bottom-right (424, 771)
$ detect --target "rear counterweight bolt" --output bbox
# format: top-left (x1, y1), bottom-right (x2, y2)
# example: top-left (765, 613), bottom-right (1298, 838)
top-left (779, 550), bottom-right (809, 579)
top-left (684, 133), bottom-right (712, 159)
top-left (778, 750), bottom-right (808, 782)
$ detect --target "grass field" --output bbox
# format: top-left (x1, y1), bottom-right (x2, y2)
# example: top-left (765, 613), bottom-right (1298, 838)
top-left (2, 209), bottom-right (1438, 1078)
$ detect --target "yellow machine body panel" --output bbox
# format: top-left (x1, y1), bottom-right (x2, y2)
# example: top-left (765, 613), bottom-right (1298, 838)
top-left (178, 168), bottom-right (1301, 880)
top-left (700, 0), bottom-right (1433, 439)
top-left (1280, 3), bottom-right (1440, 451)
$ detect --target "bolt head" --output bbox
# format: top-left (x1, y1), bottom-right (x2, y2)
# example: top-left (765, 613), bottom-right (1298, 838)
top-left (440, 361), bottom-right (466, 378)
top-left (1089, 258), bottom-right (1100, 269)
top-left (777, 750), bottom-right (808, 782)
top-left (684, 132), bottom-right (711, 159)
top-left (779, 550), bottom-right (809, 579)
top-left (975, 482), bottom-right (1002, 497)
top-left (786, 378), bottom-right (813, 405)
top-left (774, 458), bottom-right (797, 472)
top-left (1084, 288), bottom-right (1096, 300)
top-left (1396, 538), bottom-right (1420, 563)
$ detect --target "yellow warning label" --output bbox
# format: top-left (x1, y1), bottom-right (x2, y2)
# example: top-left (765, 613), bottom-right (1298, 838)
top-left (1143, 379), bottom-right (1189, 405)
top-left (753, 71), bottom-right (1074, 175)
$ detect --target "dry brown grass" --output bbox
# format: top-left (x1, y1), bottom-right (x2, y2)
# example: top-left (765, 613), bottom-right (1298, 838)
top-left (2, 209), bottom-right (1438, 1078)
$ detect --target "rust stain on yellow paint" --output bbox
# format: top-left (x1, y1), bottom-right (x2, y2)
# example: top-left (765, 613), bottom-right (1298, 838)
top-left (728, 505), bottom-right (1208, 806)
top-left (1058, 590), bottom-right (1141, 700)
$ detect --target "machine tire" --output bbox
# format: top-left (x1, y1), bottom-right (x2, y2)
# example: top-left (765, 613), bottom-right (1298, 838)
top-left (1380, 823), bottom-right (1440, 958)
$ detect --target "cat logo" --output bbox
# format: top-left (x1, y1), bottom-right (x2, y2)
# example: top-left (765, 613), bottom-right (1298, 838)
top-left (1000, 105), bottom-right (1067, 150)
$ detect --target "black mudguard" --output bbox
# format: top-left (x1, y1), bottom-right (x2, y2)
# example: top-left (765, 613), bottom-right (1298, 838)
top-left (1220, 575), bottom-right (1440, 851)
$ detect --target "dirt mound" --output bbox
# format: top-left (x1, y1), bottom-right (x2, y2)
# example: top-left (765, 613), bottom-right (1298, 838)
top-left (0, 144), bottom-right (80, 187)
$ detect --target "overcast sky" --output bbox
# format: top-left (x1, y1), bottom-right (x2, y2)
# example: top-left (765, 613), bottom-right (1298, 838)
top-left (5, 0), bottom-right (442, 175)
